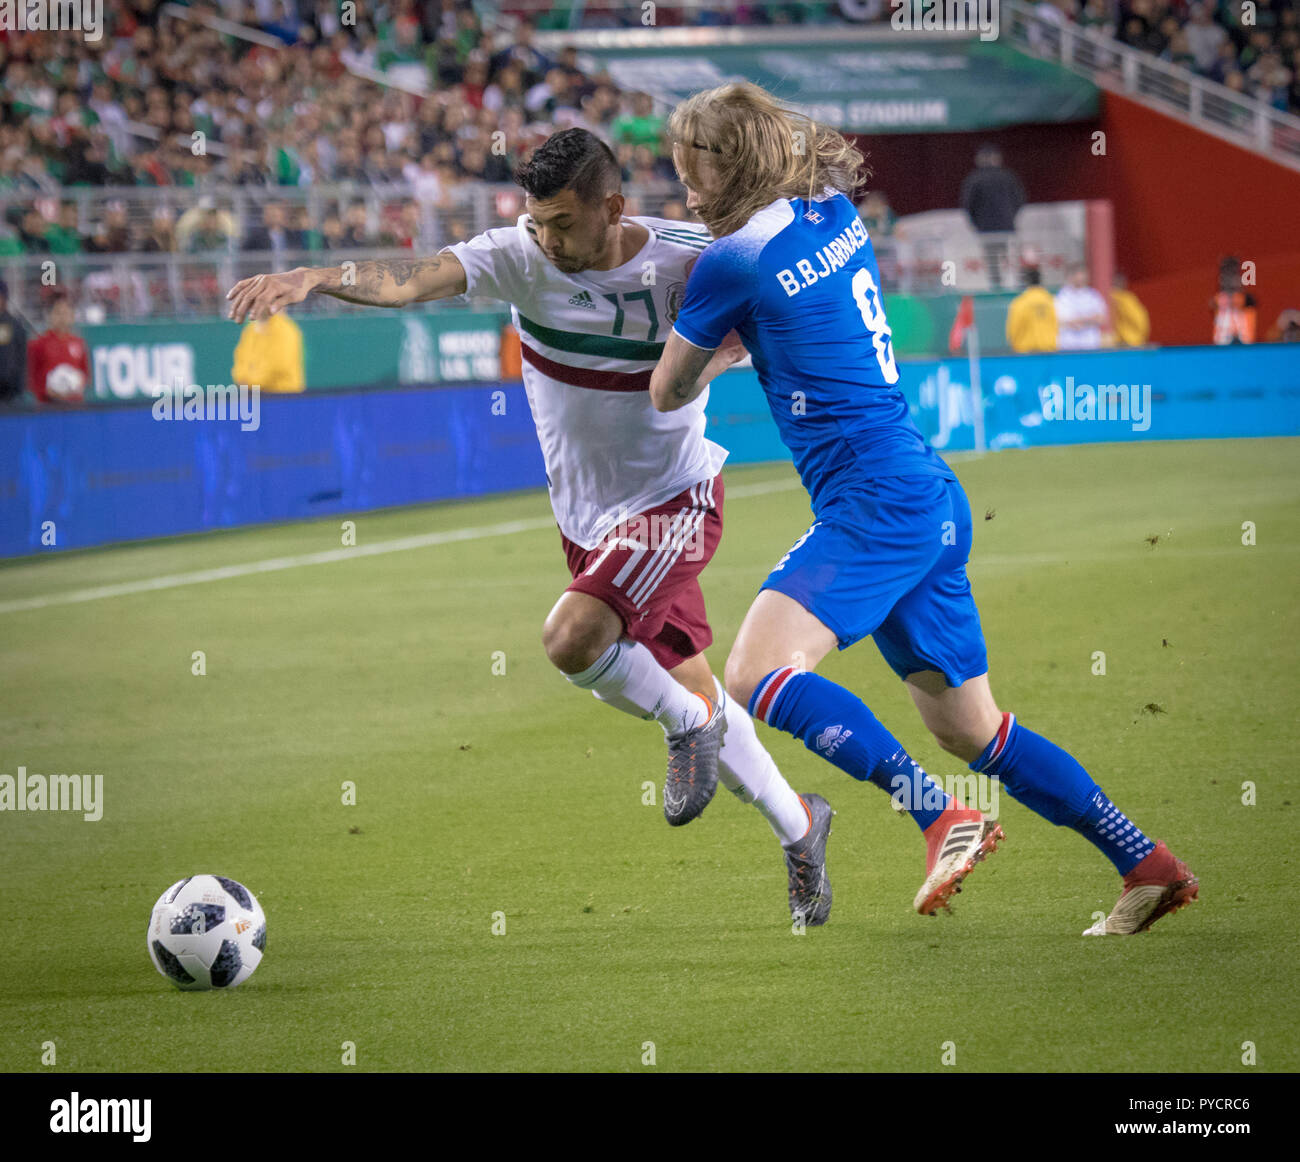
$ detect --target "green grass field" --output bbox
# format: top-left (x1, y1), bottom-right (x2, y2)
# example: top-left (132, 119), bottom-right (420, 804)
top-left (1, 438), bottom-right (1296, 1073)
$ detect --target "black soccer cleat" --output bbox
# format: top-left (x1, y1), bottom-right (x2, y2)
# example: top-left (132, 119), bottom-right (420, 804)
top-left (784, 793), bottom-right (834, 926)
top-left (663, 692), bottom-right (726, 826)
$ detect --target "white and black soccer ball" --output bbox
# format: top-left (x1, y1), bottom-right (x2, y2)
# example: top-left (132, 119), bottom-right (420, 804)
top-left (147, 875), bottom-right (266, 990)
top-left (45, 363), bottom-right (86, 400)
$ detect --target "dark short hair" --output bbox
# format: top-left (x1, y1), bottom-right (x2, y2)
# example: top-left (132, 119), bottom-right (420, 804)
top-left (514, 128), bottom-right (620, 205)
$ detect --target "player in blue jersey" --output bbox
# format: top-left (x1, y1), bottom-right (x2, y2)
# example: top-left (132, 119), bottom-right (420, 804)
top-left (650, 82), bottom-right (1199, 934)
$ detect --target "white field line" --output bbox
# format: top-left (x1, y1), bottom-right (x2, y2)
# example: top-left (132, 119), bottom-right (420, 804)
top-left (0, 475), bottom-right (805, 616)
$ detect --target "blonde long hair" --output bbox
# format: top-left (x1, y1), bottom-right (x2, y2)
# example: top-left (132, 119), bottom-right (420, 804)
top-left (667, 82), bottom-right (868, 238)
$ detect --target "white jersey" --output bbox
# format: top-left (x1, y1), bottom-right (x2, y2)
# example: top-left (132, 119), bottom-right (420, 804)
top-left (448, 215), bottom-right (728, 549)
top-left (1055, 284), bottom-right (1108, 350)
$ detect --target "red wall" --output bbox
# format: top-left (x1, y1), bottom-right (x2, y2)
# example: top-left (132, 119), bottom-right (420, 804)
top-left (854, 121), bottom-right (1098, 216)
top-left (856, 93), bottom-right (1300, 345)
top-left (1090, 92), bottom-right (1300, 345)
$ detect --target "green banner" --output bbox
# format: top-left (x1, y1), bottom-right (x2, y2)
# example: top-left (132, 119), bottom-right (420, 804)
top-left (77, 293), bottom-right (1014, 402)
top-left (590, 39), bottom-right (1097, 132)
top-left (83, 309), bottom-right (510, 402)
top-left (889, 291), bottom-right (1018, 355)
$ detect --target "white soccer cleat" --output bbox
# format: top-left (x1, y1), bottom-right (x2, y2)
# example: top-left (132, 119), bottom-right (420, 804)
top-left (1082, 841), bottom-right (1199, 935)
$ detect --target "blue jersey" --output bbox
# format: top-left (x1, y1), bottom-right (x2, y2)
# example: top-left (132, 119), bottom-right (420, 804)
top-left (673, 192), bottom-right (951, 512)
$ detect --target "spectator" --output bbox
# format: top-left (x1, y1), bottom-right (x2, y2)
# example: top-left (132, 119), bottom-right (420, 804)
top-left (1212, 255), bottom-right (1257, 344)
top-left (1266, 308), bottom-right (1300, 342)
top-left (83, 200), bottom-right (133, 254)
top-left (1029, 0), bottom-right (1074, 54)
top-left (140, 208), bottom-right (178, 253)
top-left (1240, 29), bottom-right (1274, 73)
top-left (557, 47), bottom-right (595, 101)
top-left (1248, 50), bottom-right (1294, 110)
top-left (27, 294), bottom-right (89, 405)
top-left (0, 216), bottom-right (23, 256)
top-left (857, 190), bottom-right (896, 238)
top-left (293, 205), bottom-right (321, 251)
top-left (525, 68), bottom-right (581, 122)
top-left (1221, 69), bottom-right (1251, 107)
top-left (406, 152), bottom-right (443, 204)
top-left (18, 208), bottom-right (51, 253)
top-left (332, 142), bottom-right (368, 184)
top-left (232, 312), bottom-right (305, 394)
top-left (583, 83), bottom-right (621, 131)
top-left (1208, 39), bottom-right (1242, 84)
top-left (0, 280), bottom-right (28, 404)
top-left (320, 210), bottom-right (346, 250)
top-left (45, 202), bottom-right (85, 254)
top-left (960, 144), bottom-right (1025, 290)
top-left (1055, 265), bottom-right (1110, 350)
top-left (230, 146), bottom-right (275, 187)
top-left (177, 198), bottom-right (236, 253)
top-left (388, 200), bottom-right (424, 249)
top-left (340, 199), bottom-right (372, 248)
top-left (483, 61), bottom-right (529, 114)
top-left (460, 139), bottom-right (512, 184)
top-left (1076, 0), bottom-right (1117, 38)
top-left (1109, 272), bottom-right (1151, 347)
top-left (490, 21), bottom-right (551, 87)
top-left (611, 92), bottom-right (665, 149)
top-left (1163, 29), bottom-right (1199, 71)
top-left (1185, 5), bottom-right (1228, 73)
top-left (244, 201), bottom-right (305, 255)
top-left (1006, 267), bottom-right (1058, 353)
top-left (63, 133), bottom-right (117, 186)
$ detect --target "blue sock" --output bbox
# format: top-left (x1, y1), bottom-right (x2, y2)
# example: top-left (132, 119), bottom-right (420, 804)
top-left (971, 713), bottom-right (1155, 875)
top-left (750, 667), bottom-right (952, 832)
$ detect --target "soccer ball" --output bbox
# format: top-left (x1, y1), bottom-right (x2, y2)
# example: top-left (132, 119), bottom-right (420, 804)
top-left (147, 875), bottom-right (266, 990)
top-left (46, 363), bottom-right (85, 400)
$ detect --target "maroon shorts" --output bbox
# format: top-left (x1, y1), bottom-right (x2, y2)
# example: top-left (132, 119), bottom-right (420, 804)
top-left (561, 474), bottom-right (724, 671)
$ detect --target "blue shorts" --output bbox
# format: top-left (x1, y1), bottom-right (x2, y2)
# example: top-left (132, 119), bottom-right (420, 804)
top-left (759, 474), bottom-right (989, 687)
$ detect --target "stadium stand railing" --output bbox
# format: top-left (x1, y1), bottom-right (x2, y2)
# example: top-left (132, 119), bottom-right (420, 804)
top-left (1006, 0), bottom-right (1300, 171)
top-left (0, 183), bottom-right (682, 321)
top-left (0, 189), bottom-right (1090, 321)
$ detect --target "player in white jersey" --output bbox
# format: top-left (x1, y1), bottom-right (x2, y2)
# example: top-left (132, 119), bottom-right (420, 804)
top-left (227, 129), bottom-right (834, 924)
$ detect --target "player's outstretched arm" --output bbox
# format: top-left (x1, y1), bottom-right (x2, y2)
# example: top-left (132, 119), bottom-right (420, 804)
top-left (226, 253), bottom-right (468, 323)
top-left (650, 330), bottom-right (747, 412)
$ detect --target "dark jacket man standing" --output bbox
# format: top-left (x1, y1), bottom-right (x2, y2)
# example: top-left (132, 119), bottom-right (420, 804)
top-left (0, 280), bottom-right (28, 403)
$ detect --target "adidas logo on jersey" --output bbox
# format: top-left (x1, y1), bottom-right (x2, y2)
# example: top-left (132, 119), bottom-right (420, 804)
top-left (568, 290), bottom-right (597, 309)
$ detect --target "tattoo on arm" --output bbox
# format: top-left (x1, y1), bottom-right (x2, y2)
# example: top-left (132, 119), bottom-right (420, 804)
top-left (316, 256), bottom-right (450, 306)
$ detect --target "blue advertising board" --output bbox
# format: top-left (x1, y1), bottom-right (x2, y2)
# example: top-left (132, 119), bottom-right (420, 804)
top-left (1, 344), bottom-right (1296, 557)
top-left (704, 342), bottom-right (1300, 461)
top-left (0, 384), bottom-right (545, 557)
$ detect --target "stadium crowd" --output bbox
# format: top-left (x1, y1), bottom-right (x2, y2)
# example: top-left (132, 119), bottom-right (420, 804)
top-left (1, 0), bottom-right (1294, 260)
top-left (0, 0), bottom-right (716, 256)
top-left (1037, 0), bottom-right (1300, 113)
top-left (0, 1), bottom-right (850, 256)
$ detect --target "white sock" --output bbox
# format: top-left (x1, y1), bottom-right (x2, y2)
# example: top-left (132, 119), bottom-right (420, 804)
top-left (567, 640), bottom-right (711, 736)
top-left (715, 679), bottom-right (810, 846)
